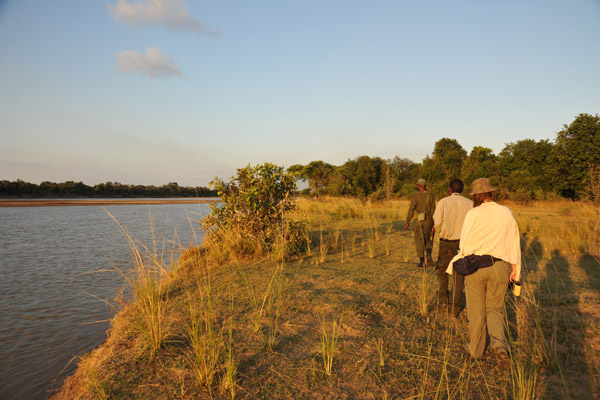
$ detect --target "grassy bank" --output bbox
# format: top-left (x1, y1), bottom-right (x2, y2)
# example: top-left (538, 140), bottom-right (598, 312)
top-left (51, 198), bottom-right (600, 399)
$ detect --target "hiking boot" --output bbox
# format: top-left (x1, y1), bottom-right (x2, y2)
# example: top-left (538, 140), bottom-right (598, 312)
top-left (417, 257), bottom-right (425, 268)
top-left (492, 347), bottom-right (510, 369)
top-left (426, 251), bottom-right (433, 266)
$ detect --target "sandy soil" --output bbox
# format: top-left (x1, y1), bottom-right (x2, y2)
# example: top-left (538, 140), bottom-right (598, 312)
top-left (0, 198), bottom-right (220, 207)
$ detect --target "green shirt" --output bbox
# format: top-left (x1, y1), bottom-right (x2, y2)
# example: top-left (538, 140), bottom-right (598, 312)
top-left (406, 191), bottom-right (436, 224)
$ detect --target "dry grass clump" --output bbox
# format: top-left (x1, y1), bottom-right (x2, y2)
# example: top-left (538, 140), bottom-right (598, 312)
top-left (512, 200), bottom-right (600, 257)
top-left (51, 197), bottom-right (600, 399)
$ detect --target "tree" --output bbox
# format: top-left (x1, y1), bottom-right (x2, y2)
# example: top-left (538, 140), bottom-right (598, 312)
top-left (165, 182), bottom-right (180, 196)
top-left (388, 157), bottom-right (420, 195)
top-left (333, 156), bottom-right (385, 198)
top-left (421, 138), bottom-right (467, 196)
top-left (498, 139), bottom-right (556, 194)
top-left (555, 113), bottom-right (600, 199)
top-left (286, 164), bottom-right (305, 181)
top-left (301, 161), bottom-right (335, 193)
top-left (350, 156), bottom-right (385, 197)
top-left (462, 146), bottom-right (500, 186)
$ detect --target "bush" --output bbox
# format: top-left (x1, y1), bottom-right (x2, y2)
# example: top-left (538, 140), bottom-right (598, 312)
top-left (367, 187), bottom-right (386, 202)
top-left (202, 163), bottom-right (307, 261)
top-left (510, 189), bottom-right (534, 205)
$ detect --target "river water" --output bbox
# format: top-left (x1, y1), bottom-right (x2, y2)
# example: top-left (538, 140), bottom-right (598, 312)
top-left (0, 201), bottom-right (213, 400)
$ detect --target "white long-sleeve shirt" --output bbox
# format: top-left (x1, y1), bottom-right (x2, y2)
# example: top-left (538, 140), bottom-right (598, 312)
top-left (447, 201), bottom-right (522, 280)
top-left (432, 193), bottom-right (473, 240)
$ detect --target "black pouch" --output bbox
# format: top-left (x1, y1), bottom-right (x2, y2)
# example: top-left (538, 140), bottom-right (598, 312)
top-left (453, 254), bottom-right (495, 276)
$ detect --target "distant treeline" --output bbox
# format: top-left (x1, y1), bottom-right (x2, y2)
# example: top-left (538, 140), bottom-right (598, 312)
top-left (288, 113), bottom-right (600, 201)
top-left (0, 180), bottom-right (217, 198)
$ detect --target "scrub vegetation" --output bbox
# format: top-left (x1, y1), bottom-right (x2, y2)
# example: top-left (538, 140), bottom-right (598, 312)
top-left (51, 190), bottom-right (600, 399)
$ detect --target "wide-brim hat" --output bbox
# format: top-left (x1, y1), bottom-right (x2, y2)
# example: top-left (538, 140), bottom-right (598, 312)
top-left (470, 178), bottom-right (496, 195)
top-left (416, 178), bottom-right (426, 186)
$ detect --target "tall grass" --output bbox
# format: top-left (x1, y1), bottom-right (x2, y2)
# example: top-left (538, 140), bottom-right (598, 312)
top-left (265, 265), bottom-right (283, 351)
top-left (514, 200), bottom-right (599, 256)
top-left (221, 291), bottom-right (237, 399)
top-left (184, 275), bottom-right (223, 392)
top-left (321, 316), bottom-right (341, 376)
top-left (244, 263), bottom-right (284, 337)
top-left (316, 225), bottom-right (329, 265)
top-left (104, 208), bottom-right (171, 355)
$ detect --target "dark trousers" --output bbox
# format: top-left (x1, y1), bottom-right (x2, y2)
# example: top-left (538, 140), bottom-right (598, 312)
top-left (436, 239), bottom-right (464, 312)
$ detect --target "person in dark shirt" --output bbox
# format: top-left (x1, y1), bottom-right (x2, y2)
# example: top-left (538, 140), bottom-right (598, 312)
top-left (405, 178), bottom-right (436, 268)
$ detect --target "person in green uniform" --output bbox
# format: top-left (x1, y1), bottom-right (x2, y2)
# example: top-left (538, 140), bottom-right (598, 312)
top-left (405, 178), bottom-right (436, 267)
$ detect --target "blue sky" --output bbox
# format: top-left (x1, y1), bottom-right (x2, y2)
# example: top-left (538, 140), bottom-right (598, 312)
top-left (1, 0), bottom-right (599, 186)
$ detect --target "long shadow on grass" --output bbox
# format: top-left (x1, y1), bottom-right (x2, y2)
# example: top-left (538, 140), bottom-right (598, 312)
top-left (507, 234), bottom-right (544, 345)
top-left (577, 248), bottom-right (600, 296)
top-left (576, 249), bottom-right (600, 396)
top-left (520, 233), bottom-right (543, 274)
top-left (537, 249), bottom-right (593, 399)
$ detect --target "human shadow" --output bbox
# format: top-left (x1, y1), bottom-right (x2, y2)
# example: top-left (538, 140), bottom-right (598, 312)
top-left (520, 232), bottom-right (543, 274)
top-left (535, 249), bottom-right (593, 398)
top-left (506, 234), bottom-right (544, 342)
top-left (577, 246), bottom-right (600, 297)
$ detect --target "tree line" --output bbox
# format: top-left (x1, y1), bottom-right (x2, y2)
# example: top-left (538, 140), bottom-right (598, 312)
top-left (0, 180), bottom-right (217, 198)
top-left (288, 113), bottom-right (600, 201)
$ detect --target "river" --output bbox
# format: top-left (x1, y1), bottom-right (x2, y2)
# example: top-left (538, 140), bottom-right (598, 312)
top-left (0, 200), bottom-right (214, 399)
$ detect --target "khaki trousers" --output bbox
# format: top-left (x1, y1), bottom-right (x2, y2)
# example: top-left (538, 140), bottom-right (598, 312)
top-left (465, 260), bottom-right (510, 359)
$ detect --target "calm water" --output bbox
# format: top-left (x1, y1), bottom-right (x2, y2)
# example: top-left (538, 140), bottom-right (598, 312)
top-left (0, 201), bottom-right (212, 400)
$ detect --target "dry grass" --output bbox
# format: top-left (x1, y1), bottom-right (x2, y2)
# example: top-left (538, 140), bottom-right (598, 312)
top-left (51, 197), bottom-right (600, 399)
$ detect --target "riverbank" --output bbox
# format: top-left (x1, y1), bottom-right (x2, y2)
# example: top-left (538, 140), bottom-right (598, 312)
top-left (50, 197), bottom-right (600, 399)
top-left (0, 198), bottom-right (220, 207)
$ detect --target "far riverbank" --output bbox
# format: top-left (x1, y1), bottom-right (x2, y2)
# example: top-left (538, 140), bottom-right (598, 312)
top-left (0, 198), bottom-right (220, 207)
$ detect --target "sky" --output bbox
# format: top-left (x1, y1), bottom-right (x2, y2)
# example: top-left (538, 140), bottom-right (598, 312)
top-left (1, 0), bottom-right (599, 187)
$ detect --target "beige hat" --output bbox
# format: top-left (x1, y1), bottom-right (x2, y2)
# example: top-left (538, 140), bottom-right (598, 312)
top-left (416, 178), bottom-right (426, 186)
top-left (470, 178), bottom-right (497, 195)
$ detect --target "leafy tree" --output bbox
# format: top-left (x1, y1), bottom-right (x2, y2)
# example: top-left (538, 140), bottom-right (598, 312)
top-left (498, 139), bottom-right (556, 194)
top-left (325, 165), bottom-right (350, 196)
top-left (421, 138), bottom-right (467, 196)
top-left (331, 156), bottom-right (385, 198)
top-left (301, 161), bottom-right (335, 193)
top-left (165, 182), bottom-right (181, 196)
top-left (554, 113), bottom-right (600, 199)
top-left (286, 164), bottom-right (305, 181)
top-left (348, 156), bottom-right (385, 197)
top-left (462, 146), bottom-right (500, 186)
top-left (39, 181), bottom-right (59, 195)
top-left (389, 157), bottom-right (420, 195)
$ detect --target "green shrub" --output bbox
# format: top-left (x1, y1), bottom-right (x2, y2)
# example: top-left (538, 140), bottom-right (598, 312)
top-left (202, 163), bottom-right (307, 260)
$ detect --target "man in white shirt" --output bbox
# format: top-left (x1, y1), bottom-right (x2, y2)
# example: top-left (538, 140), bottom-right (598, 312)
top-left (433, 179), bottom-right (473, 316)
